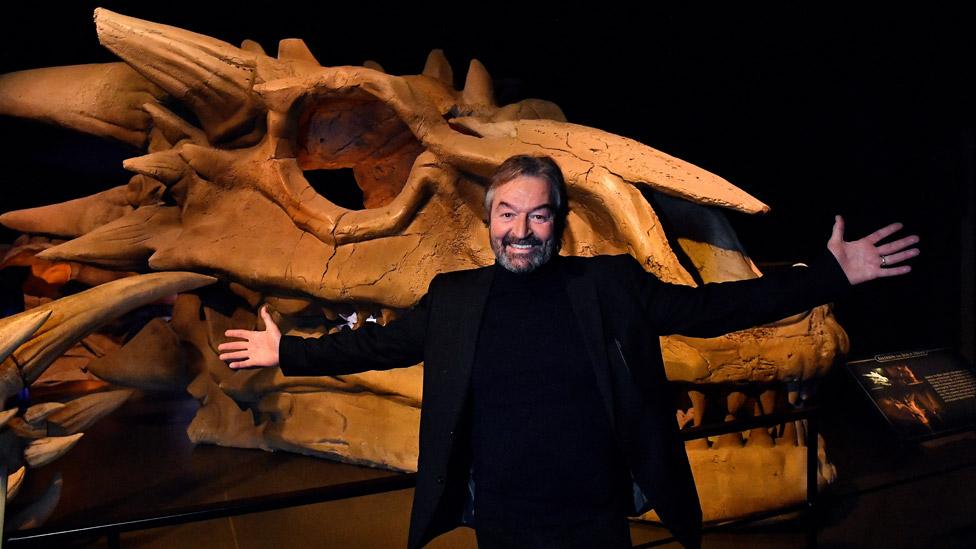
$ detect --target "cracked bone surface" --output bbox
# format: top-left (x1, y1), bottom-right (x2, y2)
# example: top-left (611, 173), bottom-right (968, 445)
top-left (0, 8), bottom-right (848, 523)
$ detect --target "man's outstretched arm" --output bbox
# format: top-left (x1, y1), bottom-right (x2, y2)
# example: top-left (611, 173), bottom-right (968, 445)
top-left (219, 288), bottom-right (432, 376)
top-left (641, 216), bottom-right (920, 338)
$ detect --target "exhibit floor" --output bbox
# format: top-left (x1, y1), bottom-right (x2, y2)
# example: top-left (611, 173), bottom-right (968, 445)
top-left (4, 369), bottom-right (975, 549)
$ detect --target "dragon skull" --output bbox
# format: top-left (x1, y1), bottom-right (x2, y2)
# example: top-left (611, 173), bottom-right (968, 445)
top-left (0, 9), bottom-right (848, 525)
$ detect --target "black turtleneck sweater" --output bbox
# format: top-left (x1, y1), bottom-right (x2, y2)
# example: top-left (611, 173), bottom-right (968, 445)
top-left (469, 257), bottom-right (628, 529)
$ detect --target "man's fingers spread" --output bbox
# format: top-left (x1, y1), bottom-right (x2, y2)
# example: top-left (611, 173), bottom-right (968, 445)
top-left (882, 248), bottom-right (920, 266)
top-left (830, 215), bottom-right (845, 242)
top-left (220, 350), bottom-right (250, 361)
top-left (217, 341), bottom-right (249, 352)
top-left (877, 235), bottom-right (920, 255)
top-left (224, 329), bottom-right (253, 339)
top-left (880, 265), bottom-right (912, 277)
top-left (866, 222), bottom-right (904, 244)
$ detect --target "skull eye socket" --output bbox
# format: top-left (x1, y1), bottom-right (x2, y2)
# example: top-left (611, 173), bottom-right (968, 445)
top-left (295, 97), bottom-right (424, 210)
top-left (301, 168), bottom-right (366, 211)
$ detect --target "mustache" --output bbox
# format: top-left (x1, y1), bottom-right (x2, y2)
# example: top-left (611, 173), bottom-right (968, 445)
top-left (502, 234), bottom-right (543, 247)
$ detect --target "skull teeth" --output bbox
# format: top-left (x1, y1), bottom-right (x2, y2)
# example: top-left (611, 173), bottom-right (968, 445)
top-left (680, 386), bottom-right (815, 450)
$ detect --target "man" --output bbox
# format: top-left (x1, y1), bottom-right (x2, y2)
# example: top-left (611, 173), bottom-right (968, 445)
top-left (219, 155), bottom-right (919, 548)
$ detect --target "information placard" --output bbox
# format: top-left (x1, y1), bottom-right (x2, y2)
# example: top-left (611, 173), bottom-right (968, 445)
top-left (847, 349), bottom-right (976, 441)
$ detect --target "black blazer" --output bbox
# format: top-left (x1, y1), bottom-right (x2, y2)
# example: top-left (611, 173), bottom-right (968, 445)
top-left (279, 252), bottom-right (851, 549)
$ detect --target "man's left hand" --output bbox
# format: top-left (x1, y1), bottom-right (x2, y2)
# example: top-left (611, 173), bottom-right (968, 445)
top-left (827, 215), bottom-right (920, 285)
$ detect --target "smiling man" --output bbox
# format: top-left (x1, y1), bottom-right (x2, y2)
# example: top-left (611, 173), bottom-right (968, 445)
top-left (484, 158), bottom-right (564, 273)
top-left (219, 154), bottom-right (919, 548)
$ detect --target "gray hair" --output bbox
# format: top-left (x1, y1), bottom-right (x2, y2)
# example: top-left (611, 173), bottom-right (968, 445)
top-left (483, 154), bottom-right (569, 236)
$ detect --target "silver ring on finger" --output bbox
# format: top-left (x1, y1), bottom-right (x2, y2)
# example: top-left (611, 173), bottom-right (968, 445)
top-left (880, 255), bottom-right (887, 267)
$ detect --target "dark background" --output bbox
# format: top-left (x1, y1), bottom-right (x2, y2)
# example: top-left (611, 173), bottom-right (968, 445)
top-left (1, 3), bottom-right (973, 361)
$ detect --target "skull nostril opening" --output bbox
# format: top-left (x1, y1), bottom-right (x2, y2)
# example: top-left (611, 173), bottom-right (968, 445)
top-left (301, 168), bottom-right (365, 211)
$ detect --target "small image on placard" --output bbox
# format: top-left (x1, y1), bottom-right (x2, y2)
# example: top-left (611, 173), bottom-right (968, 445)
top-left (848, 349), bottom-right (976, 441)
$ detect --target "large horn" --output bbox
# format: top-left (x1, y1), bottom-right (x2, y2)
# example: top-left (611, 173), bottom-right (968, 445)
top-left (36, 205), bottom-right (181, 270)
top-left (94, 8), bottom-right (262, 145)
top-left (0, 63), bottom-right (165, 147)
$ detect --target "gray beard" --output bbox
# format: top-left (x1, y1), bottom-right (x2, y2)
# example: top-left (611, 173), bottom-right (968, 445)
top-left (491, 236), bottom-right (557, 273)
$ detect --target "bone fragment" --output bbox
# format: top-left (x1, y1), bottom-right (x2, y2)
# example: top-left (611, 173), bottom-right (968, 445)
top-left (23, 403), bottom-right (66, 424)
top-left (47, 390), bottom-right (134, 435)
top-left (24, 434), bottom-right (84, 468)
top-left (7, 465), bottom-right (25, 500)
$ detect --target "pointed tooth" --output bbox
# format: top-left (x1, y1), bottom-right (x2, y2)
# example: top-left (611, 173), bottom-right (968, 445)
top-left (23, 403), bottom-right (66, 424)
top-left (0, 309), bottom-right (50, 363)
top-left (24, 434), bottom-right (84, 468)
top-left (0, 409), bottom-right (18, 429)
top-left (0, 185), bottom-right (134, 238)
top-left (746, 428), bottom-right (775, 447)
top-left (277, 39), bottom-right (319, 64)
top-left (7, 466), bottom-right (26, 500)
top-left (380, 308), bottom-right (398, 326)
top-left (685, 389), bottom-right (708, 449)
top-left (713, 417), bottom-right (743, 449)
top-left (363, 60), bottom-right (385, 73)
top-left (0, 271), bottom-right (215, 398)
top-left (36, 205), bottom-right (181, 270)
top-left (123, 151), bottom-right (188, 184)
top-left (0, 309), bottom-right (51, 401)
top-left (759, 388), bottom-right (777, 416)
top-left (462, 58), bottom-right (494, 106)
top-left (240, 39), bottom-right (267, 55)
top-left (7, 418), bottom-right (47, 439)
top-left (422, 49), bottom-right (453, 86)
top-left (94, 8), bottom-right (262, 145)
top-left (143, 102), bottom-right (208, 147)
top-left (745, 424), bottom-right (775, 448)
top-left (47, 390), bottom-right (134, 435)
top-left (781, 421), bottom-right (798, 446)
top-left (727, 390), bottom-right (747, 417)
top-left (795, 420), bottom-right (808, 447)
top-left (228, 283), bottom-right (263, 309)
top-left (674, 411), bottom-right (701, 449)
top-left (322, 306), bottom-right (339, 322)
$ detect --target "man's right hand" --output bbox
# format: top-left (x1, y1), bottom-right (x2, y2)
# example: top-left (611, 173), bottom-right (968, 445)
top-left (218, 305), bottom-right (282, 369)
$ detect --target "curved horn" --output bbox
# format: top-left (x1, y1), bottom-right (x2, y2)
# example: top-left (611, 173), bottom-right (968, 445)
top-left (94, 8), bottom-right (261, 145)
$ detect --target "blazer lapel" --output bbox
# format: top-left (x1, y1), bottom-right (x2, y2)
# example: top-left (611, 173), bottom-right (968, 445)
top-left (560, 259), bottom-right (616, 428)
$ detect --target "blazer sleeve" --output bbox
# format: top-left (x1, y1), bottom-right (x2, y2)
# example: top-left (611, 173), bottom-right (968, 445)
top-left (629, 249), bottom-right (852, 338)
top-left (277, 280), bottom-right (433, 377)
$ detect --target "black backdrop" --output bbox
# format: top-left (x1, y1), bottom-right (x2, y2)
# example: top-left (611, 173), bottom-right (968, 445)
top-left (1, 3), bottom-right (973, 361)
